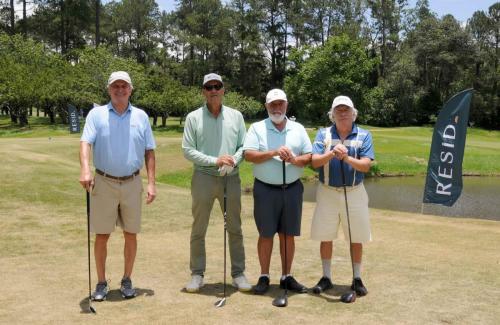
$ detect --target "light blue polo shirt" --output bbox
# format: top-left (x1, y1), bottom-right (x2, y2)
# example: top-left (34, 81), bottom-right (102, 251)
top-left (312, 124), bottom-right (374, 187)
top-left (81, 103), bottom-right (156, 177)
top-left (243, 118), bottom-right (312, 185)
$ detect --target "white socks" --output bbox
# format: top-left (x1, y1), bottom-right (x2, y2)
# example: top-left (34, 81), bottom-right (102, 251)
top-left (322, 259), bottom-right (332, 279)
top-left (353, 263), bottom-right (362, 279)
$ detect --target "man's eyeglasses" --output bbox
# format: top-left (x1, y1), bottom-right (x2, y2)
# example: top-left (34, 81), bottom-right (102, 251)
top-left (204, 84), bottom-right (223, 91)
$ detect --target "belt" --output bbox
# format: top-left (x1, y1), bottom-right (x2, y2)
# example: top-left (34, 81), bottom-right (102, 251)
top-left (96, 169), bottom-right (139, 181)
top-left (255, 178), bottom-right (299, 189)
top-left (323, 182), bottom-right (363, 192)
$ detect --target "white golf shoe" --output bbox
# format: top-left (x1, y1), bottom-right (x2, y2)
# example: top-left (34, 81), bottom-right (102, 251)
top-left (186, 275), bottom-right (204, 293)
top-left (232, 274), bottom-right (252, 292)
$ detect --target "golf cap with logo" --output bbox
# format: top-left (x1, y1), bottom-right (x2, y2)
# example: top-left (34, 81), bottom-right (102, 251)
top-left (331, 95), bottom-right (354, 110)
top-left (107, 71), bottom-right (133, 88)
top-left (203, 73), bottom-right (224, 86)
top-left (266, 89), bottom-right (287, 104)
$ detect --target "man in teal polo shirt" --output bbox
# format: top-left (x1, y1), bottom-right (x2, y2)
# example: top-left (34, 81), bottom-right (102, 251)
top-left (182, 73), bottom-right (251, 292)
top-left (243, 88), bottom-right (312, 295)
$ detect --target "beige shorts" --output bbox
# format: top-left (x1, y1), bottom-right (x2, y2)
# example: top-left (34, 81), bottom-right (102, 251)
top-left (90, 173), bottom-right (143, 234)
top-left (310, 183), bottom-right (372, 243)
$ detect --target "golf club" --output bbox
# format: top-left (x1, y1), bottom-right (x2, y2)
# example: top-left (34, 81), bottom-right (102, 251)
top-left (214, 174), bottom-right (228, 308)
top-left (86, 191), bottom-right (96, 314)
top-left (339, 160), bottom-right (357, 304)
top-left (272, 160), bottom-right (288, 308)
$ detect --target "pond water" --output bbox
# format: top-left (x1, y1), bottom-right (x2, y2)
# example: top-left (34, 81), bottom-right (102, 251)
top-left (302, 176), bottom-right (500, 221)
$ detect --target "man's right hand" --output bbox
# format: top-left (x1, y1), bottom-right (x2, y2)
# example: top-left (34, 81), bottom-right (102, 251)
top-left (216, 155), bottom-right (235, 167)
top-left (79, 169), bottom-right (94, 192)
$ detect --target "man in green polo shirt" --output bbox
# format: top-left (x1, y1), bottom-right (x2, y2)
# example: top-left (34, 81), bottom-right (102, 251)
top-left (182, 73), bottom-right (251, 293)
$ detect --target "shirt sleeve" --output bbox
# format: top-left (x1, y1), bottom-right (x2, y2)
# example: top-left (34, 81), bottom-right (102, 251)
top-left (80, 110), bottom-right (97, 144)
top-left (233, 113), bottom-right (247, 166)
top-left (242, 123), bottom-right (259, 151)
top-left (144, 114), bottom-right (156, 150)
top-left (301, 125), bottom-right (312, 154)
top-left (359, 131), bottom-right (375, 160)
top-left (312, 128), bottom-right (326, 154)
top-left (182, 113), bottom-right (218, 166)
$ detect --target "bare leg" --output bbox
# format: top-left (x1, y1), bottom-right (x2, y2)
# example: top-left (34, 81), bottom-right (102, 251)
top-left (123, 231), bottom-right (137, 279)
top-left (278, 233), bottom-right (295, 275)
top-left (95, 234), bottom-right (110, 282)
top-left (257, 236), bottom-right (273, 274)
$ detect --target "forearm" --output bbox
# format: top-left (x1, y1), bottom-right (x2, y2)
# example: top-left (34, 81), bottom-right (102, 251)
top-left (182, 147), bottom-right (218, 166)
top-left (291, 153), bottom-right (312, 167)
top-left (343, 156), bottom-right (371, 173)
top-left (145, 149), bottom-right (156, 184)
top-left (244, 149), bottom-right (278, 164)
top-left (80, 141), bottom-right (91, 172)
top-left (311, 151), bottom-right (334, 168)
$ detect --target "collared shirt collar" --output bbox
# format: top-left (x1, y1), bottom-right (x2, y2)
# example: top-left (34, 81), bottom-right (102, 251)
top-left (332, 123), bottom-right (358, 138)
top-left (265, 116), bottom-right (291, 133)
top-left (107, 102), bottom-right (132, 115)
top-left (203, 103), bottom-right (224, 118)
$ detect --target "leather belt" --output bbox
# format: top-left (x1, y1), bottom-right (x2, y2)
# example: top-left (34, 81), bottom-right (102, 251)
top-left (96, 169), bottom-right (139, 181)
top-left (255, 178), bottom-right (299, 189)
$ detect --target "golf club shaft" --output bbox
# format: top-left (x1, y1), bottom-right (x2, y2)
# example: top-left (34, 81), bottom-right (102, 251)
top-left (340, 160), bottom-right (356, 281)
top-left (86, 191), bottom-right (92, 305)
top-left (282, 160), bottom-right (287, 296)
top-left (223, 174), bottom-right (227, 299)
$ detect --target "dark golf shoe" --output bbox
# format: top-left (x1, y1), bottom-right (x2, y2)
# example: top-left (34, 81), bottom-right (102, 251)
top-left (351, 278), bottom-right (368, 296)
top-left (92, 281), bottom-right (108, 301)
top-left (280, 276), bottom-right (308, 293)
top-left (253, 276), bottom-right (270, 295)
top-left (312, 276), bottom-right (334, 294)
top-left (120, 277), bottom-right (137, 299)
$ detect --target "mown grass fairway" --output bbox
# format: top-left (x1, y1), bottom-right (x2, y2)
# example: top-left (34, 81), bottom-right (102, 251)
top-left (1, 134), bottom-right (499, 324)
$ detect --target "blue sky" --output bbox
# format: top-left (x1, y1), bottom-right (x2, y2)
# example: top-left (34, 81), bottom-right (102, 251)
top-left (158, 0), bottom-right (497, 22)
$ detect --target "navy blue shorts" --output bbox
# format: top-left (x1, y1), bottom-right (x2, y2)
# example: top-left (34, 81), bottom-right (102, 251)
top-left (253, 178), bottom-right (304, 237)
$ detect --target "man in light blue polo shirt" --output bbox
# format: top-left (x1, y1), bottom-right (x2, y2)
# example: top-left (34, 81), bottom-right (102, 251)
top-left (79, 71), bottom-right (156, 301)
top-left (182, 73), bottom-right (251, 293)
top-left (310, 95), bottom-right (374, 297)
top-left (243, 88), bottom-right (312, 295)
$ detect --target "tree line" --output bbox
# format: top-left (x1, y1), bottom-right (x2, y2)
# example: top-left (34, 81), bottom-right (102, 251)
top-left (0, 0), bottom-right (499, 129)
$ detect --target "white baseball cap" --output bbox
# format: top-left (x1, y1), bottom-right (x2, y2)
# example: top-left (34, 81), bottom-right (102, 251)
top-left (107, 71), bottom-right (133, 88)
top-left (266, 88), bottom-right (287, 104)
top-left (331, 95), bottom-right (354, 110)
top-left (203, 73), bottom-right (224, 86)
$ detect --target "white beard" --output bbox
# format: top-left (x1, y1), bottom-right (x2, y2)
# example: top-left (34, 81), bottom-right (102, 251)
top-left (268, 112), bottom-right (286, 124)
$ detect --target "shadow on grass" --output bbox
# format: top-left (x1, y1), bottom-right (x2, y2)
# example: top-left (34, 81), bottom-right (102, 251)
top-left (79, 288), bottom-right (155, 313)
top-left (306, 284), bottom-right (353, 303)
top-left (179, 282), bottom-right (241, 299)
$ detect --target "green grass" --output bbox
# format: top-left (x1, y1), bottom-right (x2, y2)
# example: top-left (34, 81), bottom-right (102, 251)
top-left (1, 135), bottom-right (500, 324)
top-left (2, 115), bottom-right (500, 182)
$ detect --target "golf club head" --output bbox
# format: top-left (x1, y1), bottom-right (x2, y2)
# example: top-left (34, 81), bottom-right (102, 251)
top-left (340, 291), bottom-right (357, 303)
top-left (272, 295), bottom-right (288, 307)
top-left (214, 297), bottom-right (226, 308)
top-left (87, 298), bottom-right (96, 314)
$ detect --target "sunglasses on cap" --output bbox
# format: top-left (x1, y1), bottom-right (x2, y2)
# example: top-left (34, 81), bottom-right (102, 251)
top-left (204, 84), bottom-right (223, 91)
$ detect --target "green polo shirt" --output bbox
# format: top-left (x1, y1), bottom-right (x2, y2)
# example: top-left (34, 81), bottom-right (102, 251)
top-left (182, 104), bottom-right (246, 176)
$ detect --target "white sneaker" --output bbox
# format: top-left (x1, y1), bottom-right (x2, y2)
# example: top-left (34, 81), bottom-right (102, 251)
top-left (186, 275), bottom-right (204, 293)
top-left (232, 274), bottom-right (252, 292)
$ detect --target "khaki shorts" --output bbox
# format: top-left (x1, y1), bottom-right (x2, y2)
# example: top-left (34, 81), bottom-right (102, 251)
top-left (310, 183), bottom-right (372, 243)
top-left (90, 173), bottom-right (143, 234)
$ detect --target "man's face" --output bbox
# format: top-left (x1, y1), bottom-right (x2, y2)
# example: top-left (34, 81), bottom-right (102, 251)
top-left (333, 105), bottom-right (354, 124)
top-left (108, 80), bottom-right (132, 104)
top-left (265, 100), bottom-right (288, 124)
top-left (202, 81), bottom-right (224, 105)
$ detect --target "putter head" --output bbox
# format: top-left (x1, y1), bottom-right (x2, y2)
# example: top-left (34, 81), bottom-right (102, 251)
top-left (272, 295), bottom-right (288, 307)
top-left (214, 297), bottom-right (226, 308)
top-left (340, 291), bottom-right (356, 303)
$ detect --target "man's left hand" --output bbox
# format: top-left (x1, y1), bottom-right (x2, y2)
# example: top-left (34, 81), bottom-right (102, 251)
top-left (146, 183), bottom-right (156, 204)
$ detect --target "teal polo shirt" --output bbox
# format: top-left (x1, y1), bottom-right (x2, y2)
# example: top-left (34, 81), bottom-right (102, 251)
top-left (182, 104), bottom-right (246, 176)
top-left (243, 118), bottom-right (312, 185)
